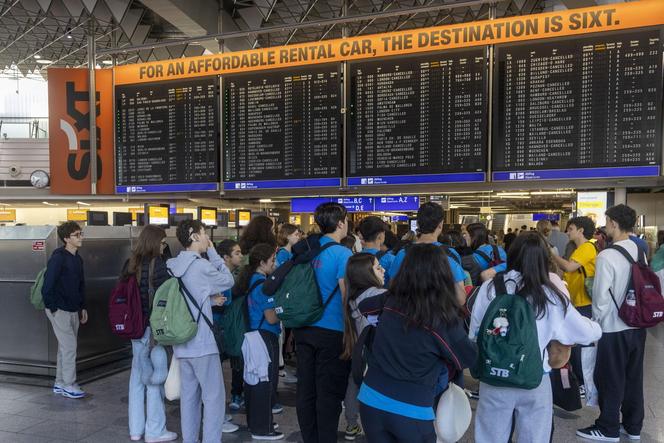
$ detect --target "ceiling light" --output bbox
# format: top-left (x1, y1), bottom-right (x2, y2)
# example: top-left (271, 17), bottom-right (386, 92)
top-left (42, 201), bottom-right (58, 206)
top-left (259, 199), bottom-right (272, 203)
top-left (101, 60), bottom-right (113, 65)
top-left (36, 59), bottom-right (53, 64)
top-left (495, 192), bottom-right (530, 197)
top-left (66, 34), bottom-right (72, 39)
top-left (34, 54), bottom-right (41, 59)
top-left (495, 195), bottom-right (531, 199)
top-left (76, 201), bottom-right (90, 206)
top-left (530, 191), bottom-right (575, 195)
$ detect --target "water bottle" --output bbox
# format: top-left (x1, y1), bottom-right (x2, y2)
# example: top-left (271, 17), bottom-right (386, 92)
top-left (626, 289), bottom-right (636, 307)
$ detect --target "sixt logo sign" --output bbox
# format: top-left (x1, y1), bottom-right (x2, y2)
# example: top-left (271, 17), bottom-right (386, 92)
top-left (489, 367), bottom-right (510, 378)
top-left (60, 81), bottom-right (104, 182)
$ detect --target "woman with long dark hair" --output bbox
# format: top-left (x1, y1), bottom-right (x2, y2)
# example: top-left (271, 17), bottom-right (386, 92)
top-left (123, 225), bottom-right (177, 443)
top-left (470, 232), bottom-right (602, 443)
top-left (341, 253), bottom-right (386, 440)
top-left (237, 243), bottom-right (284, 440)
top-left (358, 244), bottom-right (477, 443)
top-left (239, 216), bottom-right (277, 255)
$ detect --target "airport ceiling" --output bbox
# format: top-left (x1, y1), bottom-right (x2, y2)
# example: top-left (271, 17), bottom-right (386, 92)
top-left (0, 0), bottom-right (606, 79)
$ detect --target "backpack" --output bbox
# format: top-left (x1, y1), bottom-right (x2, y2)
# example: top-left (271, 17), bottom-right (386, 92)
top-left (608, 245), bottom-right (664, 328)
top-left (221, 278), bottom-right (265, 357)
top-left (462, 255), bottom-right (483, 287)
top-left (263, 236), bottom-right (339, 328)
top-left (150, 274), bottom-right (214, 346)
top-left (108, 275), bottom-right (145, 339)
top-left (30, 268), bottom-right (46, 310)
top-left (471, 273), bottom-right (543, 389)
top-left (578, 241), bottom-right (598, 299)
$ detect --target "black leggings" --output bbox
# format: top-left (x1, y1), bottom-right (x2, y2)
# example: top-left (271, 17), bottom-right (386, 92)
top-left (360, 403), bottom-right (436, 443)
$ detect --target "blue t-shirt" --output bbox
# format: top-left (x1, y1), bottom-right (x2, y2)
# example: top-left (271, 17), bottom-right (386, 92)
top-left (311, 236), bottom-right (353, 332)
top-left (473, 244), bottom-right (507, 273)
top-left (363, 247), bottom-right (395, 284)
top-left (248, 273), bottom-right (281, 336)
top-left (630, 235), bottom-right (648, 257)
top-left (275, 247), bottom-right (293, 267)
top-left (388, 241), bottom-right (466, 284)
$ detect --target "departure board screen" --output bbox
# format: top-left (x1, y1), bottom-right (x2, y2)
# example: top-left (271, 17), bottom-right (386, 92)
top-left (223, 64), bottom-right (342, 190)
top-left (115, 77), bottom-right (219, 193)
top-left (493, 29), bottom-right (663, 181)
top-left (347, 49), bottom-right (487, 187)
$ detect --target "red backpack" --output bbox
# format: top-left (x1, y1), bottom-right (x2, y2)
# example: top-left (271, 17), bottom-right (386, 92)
top-left (609, 244), bottom-right (664, 328)
top-left (108, 275), bottom-right (145, 339)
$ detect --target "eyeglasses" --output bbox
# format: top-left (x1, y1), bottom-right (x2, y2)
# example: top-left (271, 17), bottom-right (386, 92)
top-left (70, 232), bottom-right (84, 238)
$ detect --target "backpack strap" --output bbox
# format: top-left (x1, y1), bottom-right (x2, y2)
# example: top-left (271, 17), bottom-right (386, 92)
top-left (492, 272), bottom-right (508, 295)
top-left (441, 245), bottom-right (461, 265)
top-left (491, 245), bottom-right (501, 262)
top-left (245, 278), bottom-right (267, 331)
top-left (475, 249), bottom-right (492, 265)
top-left (609, 244), bottom-right (636, 265)
top-left (178, 276), bottom-right (214, 332)
top-left (148, 258), bottom-right (156, 309)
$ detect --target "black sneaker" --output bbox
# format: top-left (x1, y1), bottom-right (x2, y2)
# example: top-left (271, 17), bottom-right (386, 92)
top-left (251, 431), bottom-right (284, 440)
top-left (576, 426), bottom-right (619, 442)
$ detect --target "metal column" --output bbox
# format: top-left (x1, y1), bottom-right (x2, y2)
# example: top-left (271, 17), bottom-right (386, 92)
top-left (88, 20), bottom-right (98, 195)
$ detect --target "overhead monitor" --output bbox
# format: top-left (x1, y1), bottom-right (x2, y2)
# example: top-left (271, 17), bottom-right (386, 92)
top-left (87, 211), bottom-right (108, 226)
top-left (113, 212), bottom-right (133, 226)
top-left (222, 64), bottom-right (342, 190)
top-left (236, 210), bottom-right (251, 227)
top-left (198, 207), bottom-right (218, 227)
top-left (492, 29), bottom-right (662, 181)
top-left (169, 213), bottom-right (194, 225)
top-left (67, 209), bottom-right (88, 221)
top-left (115, 76), bottom-right (220, 193)
top-left (145, 204), bottom-right (170, 226)
top-left (347, 49), bottom-right (488, 187)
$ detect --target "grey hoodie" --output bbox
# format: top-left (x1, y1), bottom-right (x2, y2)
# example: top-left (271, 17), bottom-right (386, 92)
top-left (167, 247), bottom-right (234, 359)
top-left (349, 287), bottom-right (387, 335)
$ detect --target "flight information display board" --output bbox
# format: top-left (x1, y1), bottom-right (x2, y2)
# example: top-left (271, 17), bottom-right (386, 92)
top-left (115, 77), bottom-right (220, 193)
top-left (347, 49), bottom-right (487, 186)
top-left (223, 64), bottom-right (342, 190)
top-left (493, 29), bottom-right (663, 181)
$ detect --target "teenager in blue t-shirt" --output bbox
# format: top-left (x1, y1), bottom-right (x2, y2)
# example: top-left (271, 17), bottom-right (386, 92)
top-left (275, 223), bottom-right (301, 267)
top-left (466, 222), bottom-right (508, 283)
top-left (358, 216), bottom-right (395, 285)
top-left (388, 202), bottom-right (467, 306)
top-left (295, 202), bottom-right (353, 443)
top-left (237, 243), bottom-right (283, 440)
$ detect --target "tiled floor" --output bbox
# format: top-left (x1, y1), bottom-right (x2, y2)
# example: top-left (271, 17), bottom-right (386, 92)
top-left (0, 327), bottom-right (662, 442)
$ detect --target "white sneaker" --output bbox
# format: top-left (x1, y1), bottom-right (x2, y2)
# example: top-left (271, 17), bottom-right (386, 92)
top-left (53, 384), bottom-right (64, 395)
top-left (620, 426), bottom-right (641, 441)
top-left (279, 369), bottom-right (297, 384)
top-left (145, 430), bottom-right (178, 443)
top-left (222, 422), bottom-right (239, 433)
top-left (61, 385), bottom-right (86, 399)
top-left (129, 436), bottom-right (142, 442)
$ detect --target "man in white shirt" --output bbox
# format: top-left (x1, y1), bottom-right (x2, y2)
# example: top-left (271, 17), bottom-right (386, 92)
top-left (577, 205), bottom-right (647, 443)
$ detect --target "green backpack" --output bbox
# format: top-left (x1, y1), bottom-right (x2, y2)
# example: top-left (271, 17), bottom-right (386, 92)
top-left (221, 278), bottom-right (265, 357)
top-left (471, 273), bottom-right (543, 389)
top-left (262, 241), bottom-right (339, 329)
top-left (30, 268), bottom-right (46, 310)
top-left (150, 276), bottom-right (213, 346)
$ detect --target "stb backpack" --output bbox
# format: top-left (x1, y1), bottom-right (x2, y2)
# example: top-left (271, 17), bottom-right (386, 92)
top-left (263, 235), bottom-right (339, 328)
top-left (471, 273), bottom-right (543, 389)
top-left (221, 278), bottom-right (265, 357)
top-left (150, 270), bottom-right (214, 346)
top-left (609, 244), bottom-right (664, 328)
top-left (108, 275), bottom-right (144, 339)
top-left (30, 268), bottom-right (46, 310)
top-left (108, 260), bottom-right (155, 340)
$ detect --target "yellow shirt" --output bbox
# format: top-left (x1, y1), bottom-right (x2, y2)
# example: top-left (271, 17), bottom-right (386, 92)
top-left (563, 241), bottom-right (597, 307)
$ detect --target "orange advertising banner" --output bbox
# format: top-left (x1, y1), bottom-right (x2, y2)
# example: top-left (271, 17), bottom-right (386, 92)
top-left (48, 68), bottom-right (114, 194)
top-left (115, 0), bottom-right (664, 85)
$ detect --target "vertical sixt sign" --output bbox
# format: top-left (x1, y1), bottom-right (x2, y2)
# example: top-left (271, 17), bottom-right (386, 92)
top-left (48, 68), bottom-right (114, 194)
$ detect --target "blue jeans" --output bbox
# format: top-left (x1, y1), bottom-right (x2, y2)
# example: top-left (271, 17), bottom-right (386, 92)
top-left (129, 327), bottom-right (168, 439)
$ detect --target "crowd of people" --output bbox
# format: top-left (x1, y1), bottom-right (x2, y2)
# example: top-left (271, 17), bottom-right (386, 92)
top-left (38, 201), bottom-right (660, 443)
